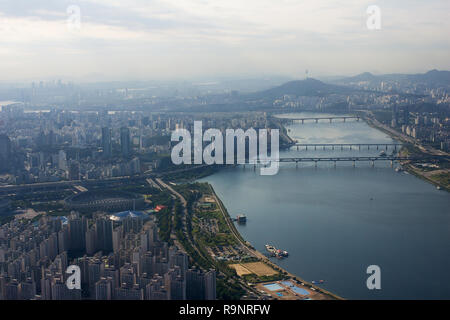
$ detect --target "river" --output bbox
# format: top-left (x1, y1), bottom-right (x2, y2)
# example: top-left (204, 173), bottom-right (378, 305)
top-left (199, 112), bottom-right (450, 300)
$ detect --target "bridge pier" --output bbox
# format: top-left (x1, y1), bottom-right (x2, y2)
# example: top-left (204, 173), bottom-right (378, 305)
top-left (359, 145), bottom-right (361, 150)
top-left (296, 161), bottom-right (298, 169)
top-left (353, 160), bottom-right (356, 167)
top-left (371, 161), bottom-right (375, 167)
top-left (323, 145), bottom-right (325, 150)
top-left (297, 146), bottom-right (299, 151)
top-left (315, 119), bottom-right (318, 123)
top-left (334, 161), bottom-right (336, 168)
top-left (385, 145), bottom-right (388, 150)
top-left (343, 118), bottom-right (346, 122)
top-left (329, 118), bottom-right (332, 123)
top-left (377, 145), bottom-right (379, 150)
top-left (253, 164), bottom-right (256, 171)
top-left (314, 145), bottom-right (317, 150)
top-left (341, 145), bottom-right (343, 150)
top-left (314, 161), bottom-right (317, 168)
top-left (332, 145), bottom-right (334, 150)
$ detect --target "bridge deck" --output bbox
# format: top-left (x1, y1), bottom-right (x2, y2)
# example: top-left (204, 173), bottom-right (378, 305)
top-left (288, 116), bottom-right (360, 120)
top-left (293, 143), bottom-right (402, 146)
top-left (277, 156), bottom-right (410, 162)
top-left (251, 156), bottom-right (447, 163)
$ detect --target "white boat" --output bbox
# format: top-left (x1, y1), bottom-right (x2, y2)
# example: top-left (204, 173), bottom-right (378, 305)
top-left (265, 244), bottom-right (288, 258)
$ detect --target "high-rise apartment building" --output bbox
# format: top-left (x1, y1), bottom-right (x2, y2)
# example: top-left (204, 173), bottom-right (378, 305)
top-left (120, 127), bottom-right (131, 157)
top-left (101, 127), bottom-right (112, 158)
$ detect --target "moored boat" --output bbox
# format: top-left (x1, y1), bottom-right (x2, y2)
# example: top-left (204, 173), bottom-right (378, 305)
top-left (265, 244), bottom-right (289, 258)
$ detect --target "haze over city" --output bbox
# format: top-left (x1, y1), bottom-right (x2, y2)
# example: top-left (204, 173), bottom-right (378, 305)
top-left (0, 0), bottom-right (449, 309)
top-left (0, 0), bottom-right (449, 81)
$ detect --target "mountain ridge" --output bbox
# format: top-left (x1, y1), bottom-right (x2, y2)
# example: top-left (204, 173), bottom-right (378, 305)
top-left (248, 78), bottom-right (357, 99)
top-left (335, 69), bottom-right (450, 85)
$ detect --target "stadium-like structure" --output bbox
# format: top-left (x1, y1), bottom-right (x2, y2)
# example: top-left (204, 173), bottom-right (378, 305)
top-left (64, 190), bottom-right (144, 212)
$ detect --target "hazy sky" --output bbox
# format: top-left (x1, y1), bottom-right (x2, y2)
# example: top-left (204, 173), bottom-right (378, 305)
top-left (0, 0), bottom-right (449, 82)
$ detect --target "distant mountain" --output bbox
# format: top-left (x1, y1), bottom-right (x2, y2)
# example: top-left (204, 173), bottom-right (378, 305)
top-left (336, 70), bottom-right (450, 86)
top-left (409, 69), bottom-right (450, 84)
top-left (337, 72), bottom-right (377, 83)
top-left (248, 78), bottom-right (356, 99)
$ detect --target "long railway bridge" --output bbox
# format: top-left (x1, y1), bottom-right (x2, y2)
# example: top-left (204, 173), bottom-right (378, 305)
top-left (283, 116), bottom-right (360, 124)
top-left (292, 143), bottom-right (403, 151)
top-left (244, 155), bottom-right (447, 168)
top-left (1, 156), bottom-right (447, 194)
top-left (278, 156), bottom-right (411, 167)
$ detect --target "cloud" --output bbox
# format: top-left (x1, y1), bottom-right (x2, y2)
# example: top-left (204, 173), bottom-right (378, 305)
top-left (0, 0), bottom-right (449, 81)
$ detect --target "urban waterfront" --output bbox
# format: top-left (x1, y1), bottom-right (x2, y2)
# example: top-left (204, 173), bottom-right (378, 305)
top-left (200, 112), bottom-right (450, 300)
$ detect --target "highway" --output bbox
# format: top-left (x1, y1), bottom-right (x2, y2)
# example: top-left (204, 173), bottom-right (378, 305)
top-left (155, 178), bottom-right (209, 263)
top-left (0, 164), bottom-right (212, 193)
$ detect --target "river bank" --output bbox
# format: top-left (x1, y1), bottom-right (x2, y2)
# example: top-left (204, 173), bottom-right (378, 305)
top-left (208, 184), bottom-right (343, 300)
top-left (200, 113), bottom-right (450, 299)
top-left (362, 113), bottom-right (450, 192)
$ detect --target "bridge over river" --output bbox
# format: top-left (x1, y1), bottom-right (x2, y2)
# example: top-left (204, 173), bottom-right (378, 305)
top-left (277, 156), bottom-right (411, 167)
top-left (292, 143), bottom-right (403, 151)
top-left (244, 155), bottom-right (448, 168)
top-left (283, 116), bottom-right (361, 124)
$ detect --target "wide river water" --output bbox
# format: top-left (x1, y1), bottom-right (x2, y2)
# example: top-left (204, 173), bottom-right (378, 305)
top-left (199, 112), bottom-right (450, 299)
